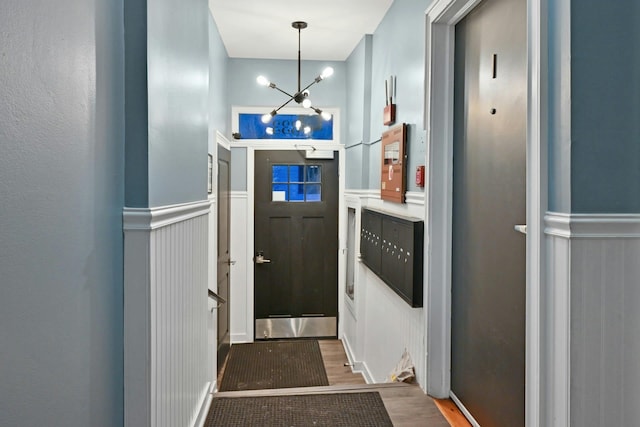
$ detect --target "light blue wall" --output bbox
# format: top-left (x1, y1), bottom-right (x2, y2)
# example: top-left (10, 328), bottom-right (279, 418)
top-left (0, 0), bottom-right (125, 425)
top-left (345, 35), bottom-right (373, 189)
top-left (147, 0), bottom-right (210, 207)
top-left (231, 148), bottom-right (248, 192)
top-left (547, 0), bottom-right (639, 213)
top-left (570, 0), bottom-right (640, 213)
top-left (124, 0), bottom-right (149, 207)
top-left (209, 12), bottom-right (229, 151)
top-left (344, 0), bottom-right (432, 191)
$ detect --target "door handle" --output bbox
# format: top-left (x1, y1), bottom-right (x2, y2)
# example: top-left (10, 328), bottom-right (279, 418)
top-left (254, 251), bottom-right (271, 264)
top-left (514, 224), bottom-right (527, 235)
top-left (227, 259), bottom-right (236, 266)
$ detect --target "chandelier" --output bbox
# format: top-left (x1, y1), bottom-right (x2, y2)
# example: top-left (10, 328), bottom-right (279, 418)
top-left (256, 21), bottom-right (334, 135)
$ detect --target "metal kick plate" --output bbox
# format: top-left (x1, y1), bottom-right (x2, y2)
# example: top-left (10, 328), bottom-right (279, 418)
top-left (256, 317), bottom-right (337, 339)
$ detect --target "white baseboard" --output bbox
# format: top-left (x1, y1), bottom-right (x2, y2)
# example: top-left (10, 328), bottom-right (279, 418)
top-left (231, 333), bottom-right (253, 343)
top-left (193, 384), bottom-right (213, 427)
top-left (341, 336), bottom-right (373, 384)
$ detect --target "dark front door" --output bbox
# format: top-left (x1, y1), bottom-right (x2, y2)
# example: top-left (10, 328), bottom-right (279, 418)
top-left (216, 144), bottom-right (231, 372)
top-left (451, 0), bottom-right (527, 425)
top-left (254, 150), bottom-right (338, 339)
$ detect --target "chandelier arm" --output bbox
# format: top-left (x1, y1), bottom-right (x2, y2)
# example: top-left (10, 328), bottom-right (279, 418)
top-left (274, 96), bottom-right (297, 113)
top-left (271, 85), bottom-right (295, 98)
top-left (299, 79), bottom-right (319, 95)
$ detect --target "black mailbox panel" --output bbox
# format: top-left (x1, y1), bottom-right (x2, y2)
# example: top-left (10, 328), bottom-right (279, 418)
top-left (360, 208), bottom-right (423, 307)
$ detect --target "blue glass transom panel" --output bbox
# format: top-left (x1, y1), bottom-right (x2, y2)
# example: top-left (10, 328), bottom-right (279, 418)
top-left (239, 113), bottom-right (333, 140)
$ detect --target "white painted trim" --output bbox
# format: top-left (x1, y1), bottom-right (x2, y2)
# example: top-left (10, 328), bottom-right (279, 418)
top-left (230, 333), bottom-right (252, 343)
top-left (343, 189), bottom-right (425, 206)
top-left (230, 191), bottom-right (249, 200)
top-left (525, 0), bottom-right (547, 425)
top-left (545, 212), bottom-right (640, 238)
top-left (123, 200), bottom-right (211, 230)
top-left (545, 233), bottom-right (571, 427)
top-left (193, 382), bottom-right (213, 427)
top-left (405, 191), bottom-right (425, 206)
top-left (216, 130), bottom-right (231, 151)
top-left (345, 189), bottom-right (379, 199)
top-left (343, 335), bottom-right (375, 385)
top-left (450, 392), bottom-right (481, 427)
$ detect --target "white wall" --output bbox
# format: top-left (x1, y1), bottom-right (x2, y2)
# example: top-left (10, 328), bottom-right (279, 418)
top-left (0, 0), bottom-right (125, 425)
top-left (229, 192), bottom-right (252, 342)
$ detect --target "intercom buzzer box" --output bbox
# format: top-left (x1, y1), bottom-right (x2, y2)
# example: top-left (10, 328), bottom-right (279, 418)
top-left (360, 208), bottom-right (424, 307)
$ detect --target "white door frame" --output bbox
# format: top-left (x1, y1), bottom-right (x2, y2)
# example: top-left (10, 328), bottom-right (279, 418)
top-left (423, 0), bottom-right (546, 425)
top-left (230, 106), bottom-right (345, 342)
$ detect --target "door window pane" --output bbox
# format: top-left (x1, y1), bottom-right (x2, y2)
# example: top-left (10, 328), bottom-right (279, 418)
top-left (272, 165), bottom-right (288, 183)
top-left (289, 184), bottom-right (305, 201)
top-left (306, 165), bottom-right (321, 183)
top-left (289, 165), bottom-right (305, 183)
top-left (272, 184), bottom-right (288, 201)
top-left (271, 164), bottom-right (322, 202)
top-left (306, 184), bottom-right (322, 201)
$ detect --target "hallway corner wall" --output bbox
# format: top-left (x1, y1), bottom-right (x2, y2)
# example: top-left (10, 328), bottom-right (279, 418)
top-left (0, 0), bottom-right (125, 425)
top-left (122, 0), bottom-right (213, 424)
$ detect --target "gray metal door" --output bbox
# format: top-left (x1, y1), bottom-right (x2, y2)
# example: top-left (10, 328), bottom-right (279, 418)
top-left (254, 150), bottom-right (338, 339)
top-left (451, 0), bottom-right (526, 425)
top-left (216, 145), bottom-right (231, 372)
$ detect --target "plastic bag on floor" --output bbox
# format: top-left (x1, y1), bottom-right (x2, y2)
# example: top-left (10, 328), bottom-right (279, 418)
top-left (388, 348), bottom-right (415, 383)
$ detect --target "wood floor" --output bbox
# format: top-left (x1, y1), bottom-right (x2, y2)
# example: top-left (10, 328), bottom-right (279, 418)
top-left (216, 339), bottom-right (470, 426)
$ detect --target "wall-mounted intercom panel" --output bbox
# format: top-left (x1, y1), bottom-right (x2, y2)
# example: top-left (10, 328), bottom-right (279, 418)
top-left (380, 123), bottom-right (407, 203)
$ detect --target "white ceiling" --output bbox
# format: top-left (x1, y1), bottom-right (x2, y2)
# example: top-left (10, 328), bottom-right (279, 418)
top-left (208, 0), bottom-right (394, 61)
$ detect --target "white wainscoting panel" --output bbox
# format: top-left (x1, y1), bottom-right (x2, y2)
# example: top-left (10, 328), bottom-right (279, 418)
top-left (545, 213), bottom-right (640, 427)
top-left (230, 192), bottom-right (252, 343)
top-left (124, 201), bottom-right (211, 427)
top-left (362, 266), bottom-right (426, 384)
top-left (342, 190), bottom-right (426, 387)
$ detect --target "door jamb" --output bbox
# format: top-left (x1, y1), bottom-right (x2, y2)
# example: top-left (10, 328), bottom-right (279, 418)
top-left (245, 142), bottom-right (346, 342)
top-left (423, 1), bottom-right (547, 426)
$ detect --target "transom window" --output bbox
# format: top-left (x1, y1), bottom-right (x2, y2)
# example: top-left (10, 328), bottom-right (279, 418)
top-left (272, 165), bottom-right (322, 202)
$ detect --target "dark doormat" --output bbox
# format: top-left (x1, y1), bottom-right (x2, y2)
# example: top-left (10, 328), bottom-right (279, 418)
top-left (206, 392), bottom-right (393, 426)
top-left (218, 340), bottom-right (329, 392)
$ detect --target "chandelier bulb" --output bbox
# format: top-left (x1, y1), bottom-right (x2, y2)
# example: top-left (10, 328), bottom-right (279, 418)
top-left (321, 111), bottom-right (332, 121)
top-left (261, 113), bottom-right (272, 124)
top-left (320, 67), bottom-right (334, 79)
top-left (302, 98), bottom-right (312, 108)
top-left (257, 75), bottom-right (270, 87)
